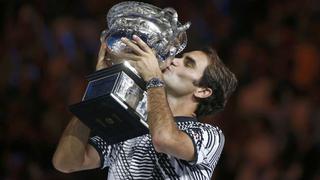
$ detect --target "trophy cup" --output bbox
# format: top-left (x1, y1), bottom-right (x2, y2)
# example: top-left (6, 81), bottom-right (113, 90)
top-left (69, 1), bottom-right (190, 144)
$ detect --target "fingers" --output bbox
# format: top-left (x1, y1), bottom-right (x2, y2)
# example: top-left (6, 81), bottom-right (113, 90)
top-left (121, 37), bottom-right (145, 55)
top-left (121, 35), bottom-right (153, 55)
top-left (97, 43), bottom-right (107, 63)
top-left (100, 30), bottom-right (108, 43)
top-left (116, 52), bottom-right (140, 61)
top-left (132, 35), bottom-right (153, 53)
top-left (96, 43), bottom-right (107, 70)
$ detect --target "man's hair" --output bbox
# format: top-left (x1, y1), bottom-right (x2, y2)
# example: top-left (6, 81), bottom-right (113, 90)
top-left (195, 48), bottom-right (238, 117)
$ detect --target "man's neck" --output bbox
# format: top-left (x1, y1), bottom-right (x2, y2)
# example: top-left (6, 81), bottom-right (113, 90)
top-left (166, 93), bottom-right (197, 117)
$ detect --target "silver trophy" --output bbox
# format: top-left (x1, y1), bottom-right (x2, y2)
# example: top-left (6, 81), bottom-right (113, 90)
top-left (69, 1), bottom-right (190, 144)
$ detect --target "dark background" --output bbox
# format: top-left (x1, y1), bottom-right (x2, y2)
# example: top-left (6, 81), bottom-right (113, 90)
top-left (1, 0), bottom-right (320, 179)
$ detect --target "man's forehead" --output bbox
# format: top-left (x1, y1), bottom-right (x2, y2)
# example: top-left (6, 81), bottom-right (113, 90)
top-left (183, 51), bottom-right (208, 62)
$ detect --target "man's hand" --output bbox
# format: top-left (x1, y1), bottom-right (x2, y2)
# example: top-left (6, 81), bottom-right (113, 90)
top-left (96, 43), bottom-right (108, 71)
top-left (96, 31), bottom-right (113, 71)
top-left (117, 35), bottom-right (163, 82)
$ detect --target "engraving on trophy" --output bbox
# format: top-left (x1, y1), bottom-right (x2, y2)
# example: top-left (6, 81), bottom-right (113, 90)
top-left (104, 117), bottom-right (115, 125)
top-left (96, 114), bottom-right (123, 127)
top-left (116, 74), bottom-right (141, 106)
top-left (96, 118), bottom-right (107, 127)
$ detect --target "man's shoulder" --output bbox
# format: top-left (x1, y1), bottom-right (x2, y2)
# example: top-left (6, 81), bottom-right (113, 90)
top-left (176, 117), bottom-right (223, 134)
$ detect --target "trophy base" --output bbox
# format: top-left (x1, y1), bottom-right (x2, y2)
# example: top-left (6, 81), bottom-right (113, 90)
top-left (69, 64), bottom-right (149, 144)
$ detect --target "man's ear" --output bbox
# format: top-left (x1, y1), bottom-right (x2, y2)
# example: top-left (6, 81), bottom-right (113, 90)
top-left (194, 87), bottom-right (212, 99)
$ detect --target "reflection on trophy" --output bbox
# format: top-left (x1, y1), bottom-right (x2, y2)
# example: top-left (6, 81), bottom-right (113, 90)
top-left (69, 1), bottom-right (190, 144)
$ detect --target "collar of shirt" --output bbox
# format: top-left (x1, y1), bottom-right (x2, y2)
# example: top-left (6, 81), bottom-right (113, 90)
top-left (174, 116), bottom-right (198, 123)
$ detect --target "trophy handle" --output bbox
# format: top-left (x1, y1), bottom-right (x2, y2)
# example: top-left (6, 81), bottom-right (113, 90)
top-left (160, 8), bottom-right (177, 38)
top-left (159, 8), bottom-right (190, 57)
top-left (160, 8), bottom-right (191, 38)
top-left (162, 8), bottom-right (178, 28)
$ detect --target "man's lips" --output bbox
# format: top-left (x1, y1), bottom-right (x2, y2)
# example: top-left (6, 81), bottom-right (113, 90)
top-left (167, 65), bottom-right (174, 71)
top-left (162, 64), bottom-right (177, 74)
top-left (164, 66), bottom-right (171, 73)
top-left (162, 65), bottom-right (171, 73)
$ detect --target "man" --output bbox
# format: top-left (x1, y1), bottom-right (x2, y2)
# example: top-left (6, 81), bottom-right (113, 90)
top-left (52, 35), bottom-right (237, 179)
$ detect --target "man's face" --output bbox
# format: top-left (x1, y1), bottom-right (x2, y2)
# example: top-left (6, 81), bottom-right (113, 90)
top-left (162, 50), bottom-right (209, 97)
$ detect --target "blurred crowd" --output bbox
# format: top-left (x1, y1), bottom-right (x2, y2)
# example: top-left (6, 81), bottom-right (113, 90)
top-left (0, 0), bottom-right (319, 179)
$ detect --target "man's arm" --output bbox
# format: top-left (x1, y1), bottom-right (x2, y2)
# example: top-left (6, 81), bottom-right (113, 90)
top-left (52, 42), bottom-right (109, 173)
top-left (118, 35), bottom-right (195, 161)
top-left (52, 117), bottom-right (100, 173)
top-left (147, 87), bottom-right (195, 161)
